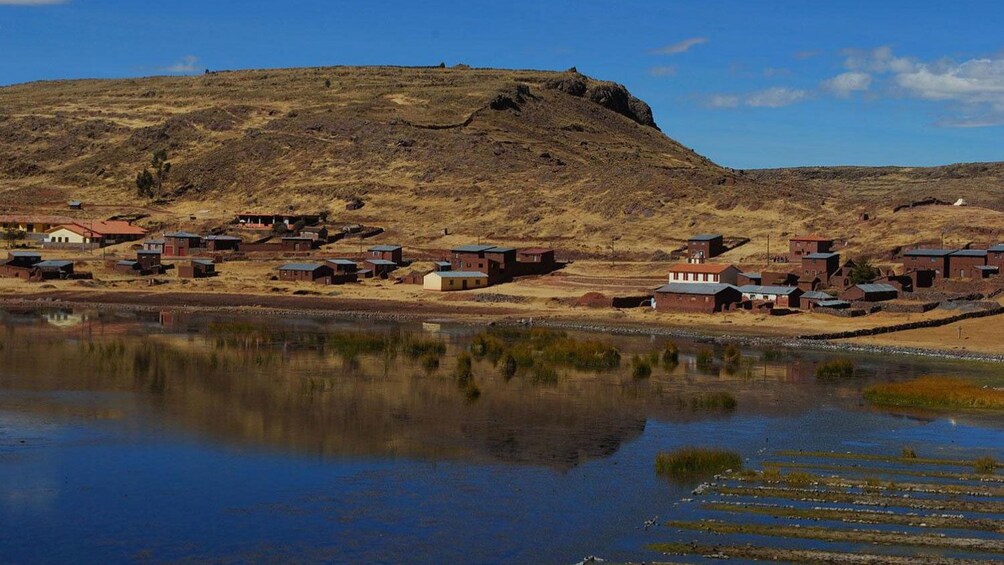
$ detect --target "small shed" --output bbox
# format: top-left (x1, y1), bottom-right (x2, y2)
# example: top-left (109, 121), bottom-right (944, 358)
top-left (434, 261), bottom-right (452, 272)
top-left (34, 259), bottom-right (74, 279)
top-left (178, 259), bottom-right (216, 279)
top-left (423, 271), bottom-right (489, 291)
top-left (277, 263), bottom-right (332, 282)
top-left (204, 235), bottom-right (242, 252)
top-left (365, 258), bottom-right (398, 277)
top-left (687, 234), bottom-right (726, 260)
top-left (842, 283), bottom-right (898, 302)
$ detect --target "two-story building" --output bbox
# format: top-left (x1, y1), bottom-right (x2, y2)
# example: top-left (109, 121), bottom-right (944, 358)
top-left (666, 263), bottom-right (740, 285)
top-left (687, 234), bottom-right (725, 261)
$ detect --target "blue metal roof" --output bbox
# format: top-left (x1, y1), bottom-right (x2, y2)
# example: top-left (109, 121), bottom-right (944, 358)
top-left (117, 260), bottom-right (138, 266)
top-left (368, 245), bottom-right (402, 252)
top-left (951, 249), bottom-right (987, 257)
top-left (977, 265), bottom-right (999, 271)
top-left (278, 263), bottom-right (324, 271)
top-left (817, 300), bottom-right (850, 308)
top-left (366, 259), bottom-right (398, 266)
top-left (431, 271), bottom-right (489, 278)
top-left (35, 260), bottom-right (73, 268)
top-left (854, 283), bottom-right (898, 293)
top-left (326, 259), bottom-right (357, 266)
top-left (802, 291), bottom-right (832, 300)
top-left (688, 233), bottom-right (722, 241)
top-left (655, 282), bottom-right (737, 295)
top-left (164, 231), bottom-right (201, 238)
top-left (9, 251), bottom-right (40, 257)
top-left (738, 285), bottom-right (801, 295)
top-left (989, 244), bottom-right (1004, 253)
top-left (434, 261), bottom-right (452, 266)
top-left (192, 259), bottom-right (215, 266)
top-left (451, 244), bottom-right (496, 253)
top-left (804, 252), bottom-right (839, 260)
top-left (904, 248), bottom-right (954, 257)
top-left (485, 246), bottom-right (517, 253)
top-left (205, 235), bottom-right (242, 241)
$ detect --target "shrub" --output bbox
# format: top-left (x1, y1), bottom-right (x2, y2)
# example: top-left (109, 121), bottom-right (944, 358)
top-left (632, 356), bottom-right (652, 379)
top-left (815, 359), bottom-right (855, 380)
top-left (785, 471), bottom-right (815, 487)
top-left (722, 343), bottom-right (741, 365)
top-left (689, 391), bottom-right (737, 411)
top-left (655, 447), bottom-right (743, 484)
top-left (662, 342), bottom-right (679, 366)
top-left (695, 348), bottom-right (714, 371)
top-left (454, 352), bottom-right (473, 382)
top-left (974, 456), bottom-right (998, 474)
top-left (531, 365), bottom-right (559, 385)
top-left (500, 354), bottom-right (517, 380)
top-left (901, 446), bottom-right (917, 459)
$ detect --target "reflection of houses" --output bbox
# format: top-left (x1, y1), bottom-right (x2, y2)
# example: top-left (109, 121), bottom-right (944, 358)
top-left (653, 283), bottom-right (742, 313)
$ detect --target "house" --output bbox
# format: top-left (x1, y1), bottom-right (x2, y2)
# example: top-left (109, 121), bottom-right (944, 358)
top-left (163, 232), bottom-right (204, 257)
top-left (137, 250), bottom-right (163, 272)
top-left (737, 272), bottom-right (762, 286)
top-left (434, 261), bottom-right (452, 272)
top-left (449, 244), bottom-right (504, 283)
top-left (947, 249), bottom-right (987, 279)
top-left (204, 235), bottom-right (242, 252)
top-left (800, 252), bottom-right (840, 285)
top-left (801, 290), bottom-right (834, 308)
top-left (789, 235), bottom-right (834, 262)
top-left (737, 285), bottom-right (803, 309)
top-left (0, 251), bottom-right (41, 280)
top-left (423, 271), bottom-right (490, 291)
top-left (653, 282), bottom-right (742, 314)
top-left (299, 225), bottom-right (329, 243)
top-left (0, 215), bottom-right (73, 236)
top-left (114, 260), bottom-right (142, 274)
top-left (666, 263), bottom-right (740, 285)
top-left (277, 263), bottom-right (332, 282)
top-left (33, 260), bottom-right (74, 280)
top-left (988, 244), bottom-right (1004, 270)
top-left (236, 212), bottom-right (321, 229)
top-left (143, 239), bottom-right (166, 253)
top-left (280, 236), bottom-right (315, 252)
top-left (178, 259), bottom-right (216, 278)
top-left (484, 247), bottom-right (518, 275)
top-left (44, 221), bottom-right (147, 248)
top-left (797, 275), bottom-right (822, 292)
top-left (977, 265), bottom-right (1000, 279)
top-left (761, 271), bottom-right (798, 286)
top-left (517, 248), bottom-right (556, 272)
top-left (368, 244), bottom-right (403, 265)
top-left (325, 259), bottom-right (359, 283)
top-left (842, 283), bottom-right (898, 302)
top-left (902, 248), bottom-right (954, 279)
top-left (364, 259), bottom-right (398, 277)
top-left (687, 234), bottom-right (725, 261)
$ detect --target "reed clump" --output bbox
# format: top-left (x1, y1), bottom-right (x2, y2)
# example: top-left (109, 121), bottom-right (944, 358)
top-left (864, 376), bottom-right (1004, 411)
top-left (815, 359), bottom-right (855, 380)
top-left (655, 447), bottom-right (742, 484)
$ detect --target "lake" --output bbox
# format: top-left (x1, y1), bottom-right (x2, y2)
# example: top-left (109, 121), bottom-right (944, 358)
top-left (0, 307), bottom-right (1001, 564)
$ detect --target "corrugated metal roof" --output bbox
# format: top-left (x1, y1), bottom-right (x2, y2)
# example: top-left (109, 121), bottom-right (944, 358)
top-left (431, 271), bottom-right (489, 278)
top-left (904, 248), bottom-right (954, 257)
top-left (368, 245), bottom-right (402, 252)
top-left (205, 235), bottom-right (242, 241)
top-left (817, 300), bottom-right (850, 307)
top-left (192, 259), bottom-right (215, 266)
top-left (854, 283), bottom-right (898, 293)
top-left (434, 261), bottom-right (452, 266)
top-left (366, 259), bottom-right (398, 266)
top-left (137, 250), bottom-right (161, 255)
top-left (278, 263), bottom-right (324, 271)
top-left (451, 244), bottom-right (496, 253)
top-left (326, 259), bottom-right (357, 266)
top-left (977, 265), bottom-right (999, 271)
top-left (668, 263), bottom-right (737, 274)
top-left (803, 252), bottom-right (839, 260)
top-left (9, 251), bottom-right (40, 257)
top-left (989, 244), bottom-right (1004, 252)
top-left (802, 291), bottom-right (832, 300)
top-left (35, 260), bottom-right (72, 268)
top-left (738, 285), bottom-right (801, 295)
top-left (117, 260), bottom-right (138, 266)
top-left (655, 282), bottom-right (737, 295)
top-left (688, 233), bottom-right (722, 241)
top-left (951, 249), bottom-right (987, 257)
top-left (485, 246), bottom-right (517, 253)
top-left (164, 231), bottom-right (201, 238)
top-left (739, 272), bottom-right (761, 278)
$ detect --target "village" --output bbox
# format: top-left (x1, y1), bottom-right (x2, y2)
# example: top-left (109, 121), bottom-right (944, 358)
top-left (2, 204), bottom-right (1003, 336)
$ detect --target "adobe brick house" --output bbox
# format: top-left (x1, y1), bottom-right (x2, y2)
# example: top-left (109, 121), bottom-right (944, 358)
top-left (947, 249), bottom-right (987, 279)
top-left (800, 252), bottom-right (840, 285)
top-left (761, 271), bottom-right (798, 286)
top-left (280, 236), bottom-right (315, 252)
top-left (164, 232), bottom-right (204, 257)
top-left (484, 247), bottom-right (518, 280)
top-left (136, 250), bottom-right (162, 272)
top-left (988, 244), bottom-right (1004, 269)
top-left (277, 263), bottom-right (331, 282)
top-left (977, 265), bottom-right (1000, 279)
top-left (143, 239), bottom-right (166, 253)
top-left (842, 283), bottom-right (898, 302)
top-left (450, 245), bottom-right (504, 283)
top-left (797, 275), bottom-right (821, 292)
top-left (368, 245), bottom-right (403, 265)
top-left (516, 248), bottom-right (556, 273)
top-left (33, 260), bottom-right (74, 280)
top-left (666, 263), bottom-right (740, 285)
top-left (114, 260), bottom-right (143, 274)
top-left (0, 251), bottom-right (41, 280)
top-left (204, 235), bottom-right (242, 252)
top-left (178, 259), bottom-right (216, 278)
top-left (434, 261), bottom-right (452, 272)
top-left (653, 282), bottom-right (741, 314)
top-left (364, 259), bottom-right (398, 277)
top-left (738, 285), bottom-right (803, 309)
top-left (325, 259), bottom-right (359, 284)
top-left (789, 235), bottom-right (834, 262)
top-left (800, 290), bottom-right (834, 308)
top-left (687, 234), bottom-right (725, 261)
top-left (902, 248), bottom-right (953, 279)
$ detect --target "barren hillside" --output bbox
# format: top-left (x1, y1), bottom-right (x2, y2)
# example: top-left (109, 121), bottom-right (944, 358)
top-left (1, 65), bottom-right (1001, 259)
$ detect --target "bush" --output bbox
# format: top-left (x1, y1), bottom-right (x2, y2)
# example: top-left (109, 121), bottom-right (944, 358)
top-left (500, 353), bottom-right (517, 380)
top-left (531, 365), bottom-right (559, 385)
top-left (404, 338), bottom-right (446, 358)
top-left (815, 359), bottom-right (855, 380)
top-left (974, 456), bottom-right (998, 474)
top-left (454, 352), bottom-right (473, 382)
top-left (655, 447), bottom-right (742, 484)
top-left (722, 343), bottom-right (741, 365)
top-left (632, 356), bottom-right (652, 379)
top-left (689, 391), bottom-right (737, 411)
top-left (662, 342), bottom-right (679, 366)
top-left (695, 349), bottom-right (715, 371)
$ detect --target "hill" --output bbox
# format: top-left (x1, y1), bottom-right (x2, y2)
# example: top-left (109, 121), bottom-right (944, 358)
top-left (0, 65), bottom-right (1001, 259)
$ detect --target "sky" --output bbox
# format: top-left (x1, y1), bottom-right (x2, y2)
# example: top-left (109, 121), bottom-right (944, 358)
top-left (1, 0), bottom-right (1002, 169)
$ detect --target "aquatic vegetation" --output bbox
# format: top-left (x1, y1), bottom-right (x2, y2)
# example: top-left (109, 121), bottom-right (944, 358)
top-left (631, 356), bottom-right (652, 379)
top-left (783, 471), bottom-right (814, 487)
top-left (661, 342), bottom-right (679, 367)
top-left (695, 348), bottom-right (714, 371)
top-left (530, 365), bottom-right (559, 385)
top-left (419, 352), bottom-right (440, 371)
top-left (688, 391), bottom-right (737, 411)
top-left (974, 456), bottom-right (998, 474)
top-left (454, 352), bottom-right (473, 382)
top-left (864, 376), bottom-right (1004, 411)
top-left (655, 447), bottom-right (742, 483)
top-left (760, 348), bottom-right (786, 362)
top-left (469, 328), bottom-right (621, 375)
top-left (901, 446), bottom-right (917, 459)
top-left (403, 338), bottom-right (446, 358)
top-left (722, 343), bottom-right (741, 366)
top-left (500, 354), bottom-right (517, 380)
top-left (814, 358), bottom-right (855, 380)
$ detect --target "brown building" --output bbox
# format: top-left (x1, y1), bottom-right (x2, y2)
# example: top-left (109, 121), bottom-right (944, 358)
top-left (368, 245), bottom-right (403, 265)
top-left (204, 235), bottom-right (242, 252)
top-left (988, 244), bottom-right (1004, 269)
top-left (484, 247), bottom-right (518, 279)
top-left (325, 259), bottom-right (359, 283)
top-left (687, 234), bottom-right (725, 261)
top-left (947, 249), bottom-right (987, 279)
top-left (738, 285), bottom-right (803, 309)
top-left (280, 236), bottom-right (316, 252)
top-left (164, 232), bottom-right (204, 257)
top-left (33, 260), bottom-right (74, 280)
top-left (761, 271), bottom-right (798, 286)
top-left (178, 259), bottom-right (216, 278)
top-left (842, 283), bottom-right (898, 302)
top-left (653, 282), bottom-right (741, 314)
top-left (737, 272), bottom-right (762, 286)
top-left (277, 263), bottom-right (332, 282)
top-left (789, 235), bottom-right (834, 262)
top-left (0, 251), bottom-right (41, 280)
top-left (300, 225), bottom-right (329, 243)
top-left (516, 248), bottom-right (557, 274)
top-left (450, 245), bottom-right (505, 283)
top-left (800, 252), bottom-right (840, 285)
top-left (136, 250), bottom-right (162, 272)
top-left (236, 212), bottom-right (321, 229)
top-left (902, 248), bottom-right (953, 279)
top-left (364, 259), bottom-right (398, 277)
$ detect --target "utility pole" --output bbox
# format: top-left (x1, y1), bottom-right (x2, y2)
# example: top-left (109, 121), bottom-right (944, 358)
top-left (765, 234), bottom-right (770, 267)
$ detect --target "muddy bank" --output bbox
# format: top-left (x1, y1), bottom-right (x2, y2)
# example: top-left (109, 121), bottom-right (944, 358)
top-left (2, 290), bottom-right (1002, 364)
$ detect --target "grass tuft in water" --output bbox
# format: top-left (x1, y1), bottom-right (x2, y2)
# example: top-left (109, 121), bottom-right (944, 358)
top-left (815, 359), bottom-right (855, 380)
top-left (688, 391), bottom-right (737, 411)
top-left (865, 376), bottom-right (1004, 411)
top-left (631, 356), bottom-right (652, 379)
top-left (655, 447), bottom-right (742, 483)
top-left (974, 456), bottom-right (998, 474)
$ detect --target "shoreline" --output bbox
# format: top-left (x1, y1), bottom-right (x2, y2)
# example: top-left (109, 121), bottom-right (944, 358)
top-left (3, 291), bottom-right (1003, 364)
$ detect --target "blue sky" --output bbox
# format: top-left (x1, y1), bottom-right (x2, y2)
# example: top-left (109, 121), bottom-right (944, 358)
top-left (2, 0), bottom-right (1002, 169)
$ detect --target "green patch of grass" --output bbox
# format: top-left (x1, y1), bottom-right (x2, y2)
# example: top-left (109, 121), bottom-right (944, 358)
top-left (655, 447), bottom-right (742, 484)
top-left (975, 456), bottom-right (998, 474)
top-left (695, 348), bottom-right (715, 371)
top-left (815, 358), bottom-right (855, 380)
top-left (865, 376), bottom-right (1004, 411)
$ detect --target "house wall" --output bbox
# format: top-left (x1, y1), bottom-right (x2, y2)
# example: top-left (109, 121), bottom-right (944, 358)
top-left (654, 290), bottom-right (738, 313)
top-left (789, 239), bottom-right (833, 261)
top-left (947, 255), bottom-right (986, 279)
top-left (278, 268), bottom-right (330, 282)
top-left (423, 274), bottom-right (488, 291)
top-left (667, 267), bottom-right (738, 285)
top-left (801, 257), bottom-right (839, 284)
top-left (370, 249), bottom-right (403, 264)
top-left (903, 256), bottom-right (949, 278)
top-left (687, 238), bottom-right (725, 260)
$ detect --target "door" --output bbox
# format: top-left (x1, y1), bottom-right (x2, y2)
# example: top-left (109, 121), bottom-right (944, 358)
top-left (462, 280), bottom-right (468, 290)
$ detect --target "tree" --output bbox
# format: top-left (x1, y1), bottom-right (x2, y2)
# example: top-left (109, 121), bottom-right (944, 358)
top-left (135, 169), bottom-right (155, 198)
top-left (849, 257), bottom-right (881, 285)
top-left (3, 228), bottom-right (25, 248)
top-left (271, 221), bottom-right (289, 236)
top-left (151, 149), bottom-right (171, 193)
top-left (324, 79), bottom-right (331, 88)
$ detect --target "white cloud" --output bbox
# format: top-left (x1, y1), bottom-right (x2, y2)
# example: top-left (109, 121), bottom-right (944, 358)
top-left (162, 55), bottom-right (200, 74)
top-left (894, 57), bottom-right (1004, 127)
top-left (649, 37), bottom-right (708, 56)
top-left (706, 94), bottom-right (740, 108)
top-left (746, 87), bottom-right (809, 108)
top-left (0, 0), bottom-right (66, 4)
top-left (842, 45), bottom-right (916, 74)
top-left (794, 50), bottom-right (821, 61)
top-left (822, 71), bottom-right (872, 97)
top-left (648, 65), bottom-right (677, 77)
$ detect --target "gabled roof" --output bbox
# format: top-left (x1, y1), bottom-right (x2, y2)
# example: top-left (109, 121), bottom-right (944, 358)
top-left (655, 282), bottom-right (738, 295)
top-left (192, 259), bottom-right (215, 266)
top-left (801, 290), bottom-right (832, 300)
top-left (803, 252), bottom-right (839, 260)
top-left (854, 283), bottom-right (898, 293)
top-left (738, 285), bottom-right (801, 295)
top-left (365, 259), bottom-right (398, 266)
top-left (904, 248), bottom-right (954, 257)
top-left (35, 260), bottom-right (73, 268)
top-left (451, 244), bottom-right (496, 253)
top-left (326, 259), bottom-right (357, 266)
top-left (950, 249), bottom-right (988, 257)
top-left (485, 246), bottom-right (517, 253)
top-left (278, 263), bottom-right (325, 271)
top-left (790, 234), bottom-right (834, 242)
top-left (368, 244), bottom-right (402, 252)
top-left (989, 244), bottom-right (1004, 253)
top-left (430, 271), bottom-right (489, 278)
top-left (9, 251), bottom-right (41, 257)
top-left (667, 263), bottom-right (737, 274)
top-left (164, 231), bottom-right (202, 239)
top-left (688, 233), bottom-right (723, 241)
